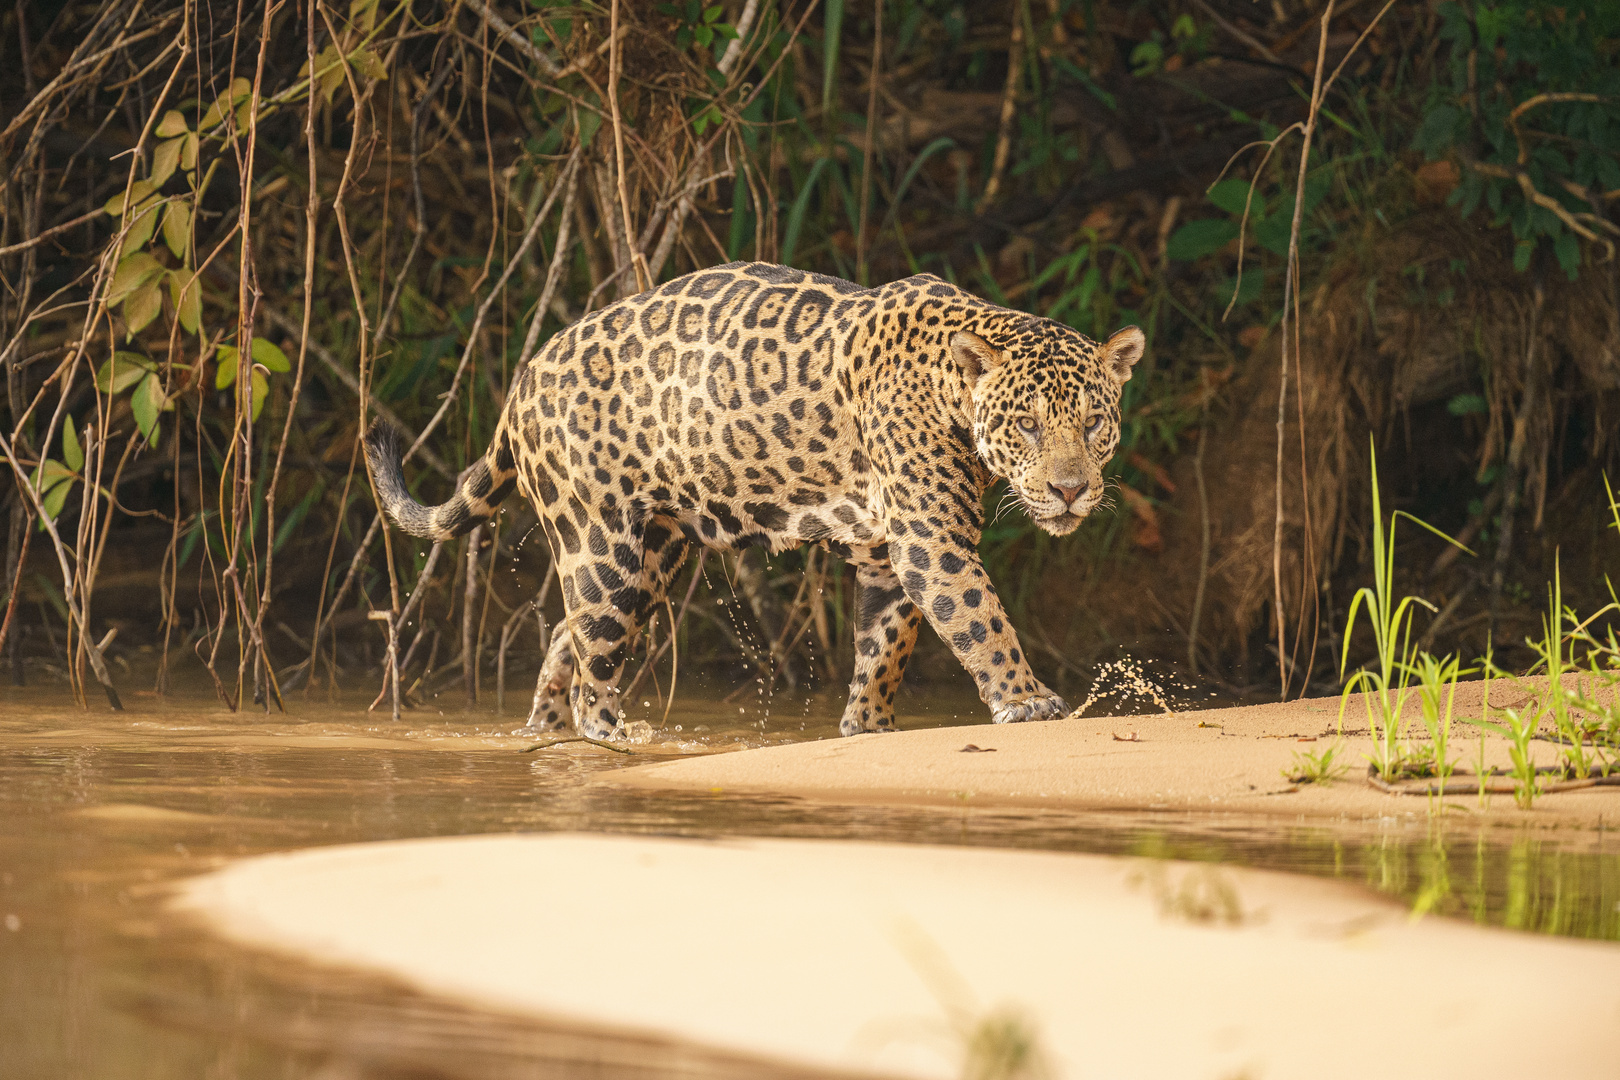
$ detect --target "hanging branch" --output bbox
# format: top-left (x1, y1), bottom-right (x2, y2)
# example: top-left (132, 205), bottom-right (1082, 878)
top-left (401, 146), bottom-right (579, 465)
top-left (0, 425), bottom-right (121, 707)
top-left (608, 0), bottom-right (650, 292)
top-left (645, 0), bottom-right (771, 280)
top-left (975, 0), bottom-right (1023, 213)
top-left (462, 0), bottom-right (562, 78)
top-left (250, 0), bottom-right (327, 710)
top-left (1255, 0), bottom-right (1398, 698)
top-left (1269, 4), bottom-right (1332, 700)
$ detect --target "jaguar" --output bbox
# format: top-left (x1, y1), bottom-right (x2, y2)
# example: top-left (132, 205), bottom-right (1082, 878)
top-left (365, 261), bottom-right (1143, 739)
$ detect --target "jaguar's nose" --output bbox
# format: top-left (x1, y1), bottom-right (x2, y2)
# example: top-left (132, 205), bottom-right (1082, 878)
top-left (1048, 481), bottom-right (1087, 506)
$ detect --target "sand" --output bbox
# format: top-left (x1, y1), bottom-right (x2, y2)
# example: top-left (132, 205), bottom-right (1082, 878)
top-left (177, 831), bottom-right (1620, 1080)
top-left (602, 682), bottom-right (1620, 828)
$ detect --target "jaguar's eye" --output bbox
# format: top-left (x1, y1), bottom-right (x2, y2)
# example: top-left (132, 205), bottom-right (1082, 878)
top-left (1084, 415), bottom-right (1103, 436)
top-left (1016, 416), bottom-right (1039, 434)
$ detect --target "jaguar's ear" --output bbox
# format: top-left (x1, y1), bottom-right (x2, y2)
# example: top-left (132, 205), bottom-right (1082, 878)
top-left (952, 331), bottom-right (1006, 388)
top-left (1101, 325), bottom-right (1145, 384)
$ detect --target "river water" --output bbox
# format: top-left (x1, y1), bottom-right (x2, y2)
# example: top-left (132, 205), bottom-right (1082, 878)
top-left (2, 679), bottom-right (1616, 1079)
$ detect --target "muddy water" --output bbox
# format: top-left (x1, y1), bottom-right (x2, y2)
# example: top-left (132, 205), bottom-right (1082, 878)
top-left (2, 681), bottom-right (1617, 1080)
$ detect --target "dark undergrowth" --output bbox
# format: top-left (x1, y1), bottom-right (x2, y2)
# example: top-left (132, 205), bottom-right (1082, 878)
top-left (1, 0), bottom-right (1616, 713)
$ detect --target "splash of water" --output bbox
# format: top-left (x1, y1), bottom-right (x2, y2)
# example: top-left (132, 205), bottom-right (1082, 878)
top-left (1073, 654), bottom-right (1175, 717)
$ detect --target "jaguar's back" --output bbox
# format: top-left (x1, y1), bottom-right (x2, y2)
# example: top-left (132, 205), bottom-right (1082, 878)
top-left (511, 262), bottom-right (889, 553)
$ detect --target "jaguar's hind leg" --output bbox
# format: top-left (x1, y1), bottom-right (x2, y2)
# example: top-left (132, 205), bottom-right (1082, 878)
top-left (838, 545), bottom-right (922, 736)
top-left (555, 516), bottom-right (691, 740)
top-left (522, 631), bottom-right (576, 732)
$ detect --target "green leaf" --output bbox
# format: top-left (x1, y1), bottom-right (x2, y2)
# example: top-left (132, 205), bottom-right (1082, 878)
top-left (131, 371), bottom-right (164, 441)
top-left (1207, 177), bottom-right (1259, 217)
top-left (150, 136), bottom-right (184, 187)
top-left (32, 457), bottom-right (74, 494)
top-left (1446, 393), bottom-right (1487, 416)
top-left (354, 49), bottom-right (388, 81)
top-left (1513, 238), bottom-right (1534, 272)
top-left (250, 337), bottom-right (290, 372)
top-left (124, 282), bottom-right (163, 335)
top-left (577, 109), bottom-right (601, 148)
top-left (1554, 229), bottom-right (1580, 280)
top-left (1413, 104), bottom-right (1460, 158)
top-left (200, 77), bottom-right (253, 128)
top-left (119, 197), bottom-right (162, 260)
top-left (40, 474), bottom-right (73, 523)
top-left (170, 269), bottom-right (202, 334)
top-left (155, 110), bottom-right (189, 138)
top-left (106, 253), bottom-right (165, 305)
top-left (181, 131), bottom-right (199, 172)
top-left (31, 453), bottom-right (77, 525)
top-left (215, 345), bottom-right (239, 389)
top-left (304, 43), bottom-right (349, 104)
top-left (103, 180), bottom-right (156, 217)
top-left (96, 351), bottom-right (155, 394)
top-left (1165, 218), bottom-right (1239, 261)
top-left (162, 200), bottom-right (191, 259)
top-left (1254, 210), bottom-right (1295, 257)
top-left (350, 0), bottom-right (380, 32)
top-left (250, 367), bottom-right (269, 422)
top-left (1220, 266), bottom-right (1266, 307)
top-left (1130, 40), bottom-right (1163, 76)
top-left (61, 417), bottom-right (83, 473)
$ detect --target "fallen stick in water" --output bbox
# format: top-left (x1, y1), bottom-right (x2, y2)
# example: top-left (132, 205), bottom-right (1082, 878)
top-left (519, 736), bottom-right (634, 755)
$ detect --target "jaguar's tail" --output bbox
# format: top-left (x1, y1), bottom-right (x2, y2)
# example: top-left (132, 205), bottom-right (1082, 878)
top-left (363, 419), bottom-right (518, 541)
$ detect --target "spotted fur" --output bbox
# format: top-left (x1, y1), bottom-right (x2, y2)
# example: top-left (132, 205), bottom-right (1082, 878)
top-left (365, 262), bottom-right (1143, 739)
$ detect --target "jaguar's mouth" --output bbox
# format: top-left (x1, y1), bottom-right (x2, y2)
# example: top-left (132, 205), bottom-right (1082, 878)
top-left (1029, 491), bottom-right (1102, 535)
top-left (1033, 509), bottom-right (1086, 536)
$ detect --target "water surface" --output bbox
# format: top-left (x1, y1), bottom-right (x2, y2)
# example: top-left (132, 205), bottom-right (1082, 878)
top-left (2, 681), bottom-right (1615, 1079)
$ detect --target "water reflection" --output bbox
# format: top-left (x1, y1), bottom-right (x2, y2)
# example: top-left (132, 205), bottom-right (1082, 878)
top-left (0, 688), bottom-right (1615, 1080)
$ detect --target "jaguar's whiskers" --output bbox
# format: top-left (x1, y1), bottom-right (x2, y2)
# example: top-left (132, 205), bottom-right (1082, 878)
top-left (990, 486), bottom-right (1026, 527)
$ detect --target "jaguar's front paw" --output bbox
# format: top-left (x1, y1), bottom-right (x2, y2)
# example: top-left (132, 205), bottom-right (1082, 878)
top-left (577, 706), bottom-right (622, 742)
top-left (991, 691), bottom-right (1070, 724)
top-left (839, 712), bottom-right (899, 737)
top-left (522, 690), bottom-right (571, 734)
top-left (568, 682), bottom-right (624, 741)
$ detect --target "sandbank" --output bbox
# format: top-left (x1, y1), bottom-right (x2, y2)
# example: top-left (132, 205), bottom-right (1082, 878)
top-left (176, 832), bottom-right (1619, 1080)
top-left (603, 683), bottom-right (1620, 828)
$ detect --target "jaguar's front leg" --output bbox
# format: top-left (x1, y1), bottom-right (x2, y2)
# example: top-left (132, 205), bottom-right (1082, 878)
top-left (838, 544), bottom-right (923, 736)
top-left (523, 631), bottom-right (576, 732)
top-left (889, 520), bottom-right (1069, 725)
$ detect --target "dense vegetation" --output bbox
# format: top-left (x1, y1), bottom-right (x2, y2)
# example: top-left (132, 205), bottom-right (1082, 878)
top-left (1, 0), bottom-right (1616, 714)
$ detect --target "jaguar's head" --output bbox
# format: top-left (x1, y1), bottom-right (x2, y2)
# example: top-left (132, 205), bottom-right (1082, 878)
top-left (956, 319), bottom-right (1144, 537)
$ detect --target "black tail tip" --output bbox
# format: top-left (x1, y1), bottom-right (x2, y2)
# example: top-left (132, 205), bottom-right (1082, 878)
top-left (363, 418), bottom-right (402, 460)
